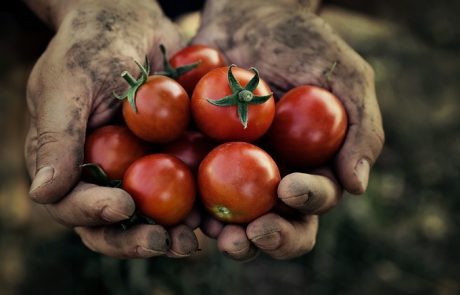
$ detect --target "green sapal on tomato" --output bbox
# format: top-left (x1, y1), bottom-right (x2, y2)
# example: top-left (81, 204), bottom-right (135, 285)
top-left (158, 44), bottom-right (227, 96)
top-left (267, 85), bottom-right (348, 168)
top-left (198, 142), bottom-right (281, 224)
top-left (114, 59), bottom-right (190, 143)
top-left (191, 65), bottom-right (275, 142)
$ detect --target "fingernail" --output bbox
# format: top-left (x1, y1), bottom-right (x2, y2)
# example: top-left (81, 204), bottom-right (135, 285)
top-left (251, 231), bottom-right (281, 250)
top-left (101, 207), bottom-right (131, 223)
top-left (149, 230), bottom-right (170, 253)
top-left (29, 166), bottom-right (55, 196)
top-left (355, 159), bottom-right (370, 193)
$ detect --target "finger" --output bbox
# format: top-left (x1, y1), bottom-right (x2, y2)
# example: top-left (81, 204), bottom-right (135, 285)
top-left (247, 213), bottom-right (318, 260)
top-left (183, 206), bottom-right (201, 230)
top-left (277, 171), bottom-right (342, 215)
top-left (75, 224), bottom-right (170, 259)
top-left (217, 225), bottom-right (258, 261)
top-left (332, 71), bottom-right (385, 195)
top-left (27, 66), bottom-right (91, 204)
top-left (166, 224), bottom-right (199, 258)
top-left (46, 182), bottom-right (135, 227)
top-left (200, 213), bottom-right (225, 239)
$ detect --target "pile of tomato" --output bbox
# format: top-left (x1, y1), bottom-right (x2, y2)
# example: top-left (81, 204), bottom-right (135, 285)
top-left (83, 44), bottom-right (348, 227)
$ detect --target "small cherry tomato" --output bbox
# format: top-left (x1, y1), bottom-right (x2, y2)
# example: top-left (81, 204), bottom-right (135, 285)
top-left (115, 60), bottom-right (190, 143)
top-left (168, 44), bottom-right (227, 95)
top-left (267, 85), bottom-right (347, 168)
top-left (192, 65), bottom-right (275, 142)
top-left (161, 130), bottom-right (216, 172)
top-left (198, 142), bottom-right (280, 224)
top-left (84, 125), bottom-right (148, 180)
top-left (123, 154), bottom-right (196, 226)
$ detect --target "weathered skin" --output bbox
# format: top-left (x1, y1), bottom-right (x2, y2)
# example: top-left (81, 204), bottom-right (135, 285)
top-left (24, 0), bottom-right (199, 259)
top-left (193, 0), bottom-right (384, 260)
top-left (23, 0), bottom-right (384, 260)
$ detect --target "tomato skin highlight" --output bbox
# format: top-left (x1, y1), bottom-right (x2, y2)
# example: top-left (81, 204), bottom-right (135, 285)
top-left (84, 125), bottom-right (148, 180)
top-left (268, 85), bottom-right (348, 168)
top-left (198, 142), bottom-right (280, 224)
top-left (161, 130), bottom-right (216, 173)
top-left (123, 75), bottom-right (190, 143)
top-left (170, 44), bottom-right (226, 95)
top-left (123, 154), bottom-right (196, 226)
top-left (191, 66), bottom-right (275, 142)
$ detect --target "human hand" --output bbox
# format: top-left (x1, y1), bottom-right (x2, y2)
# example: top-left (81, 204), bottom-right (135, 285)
top-left (193, 0), bottom-right (384, 260)
top-left (25, 0), bottom-right (198, 258)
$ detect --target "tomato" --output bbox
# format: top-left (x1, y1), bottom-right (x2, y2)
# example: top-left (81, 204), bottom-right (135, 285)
top-left (169, 44), bottom-right (226, 95)
top-left (121, 74), bottom-right (190, 143)
top-left (192, 66), bottom-right (275, 142)
top-left (161, 130), bottom-right (216, 172)
top-left (84, 125), bottom-right (148, 180)
top-left (198, 142), bottom-right (280, 224)
top-left (267, 85), bottom-right (347, 168)
top-left (123, 154), bottom-right (196, 226)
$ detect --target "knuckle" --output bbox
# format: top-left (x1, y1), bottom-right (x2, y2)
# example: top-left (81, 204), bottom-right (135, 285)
top-left (76, 230), bottom-right (98, 253)
top-left (303, 235), bottom-right (317, 253)
top-left (368, 125), bottom-right (385, 160)
top-left (299, 191), bottom-right (324, 214)
top-left (374, 125), bottom-right (385, 148)
top-left (361, 60), bottom-right (375, 81)
top-left (36, 131), bottom-right (60, 151)
top-left (46, 206), bottom-right (72, 227)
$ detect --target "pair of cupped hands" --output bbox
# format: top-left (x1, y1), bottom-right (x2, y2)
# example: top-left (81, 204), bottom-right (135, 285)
top-left (25, 0), bottom-right (384, 260)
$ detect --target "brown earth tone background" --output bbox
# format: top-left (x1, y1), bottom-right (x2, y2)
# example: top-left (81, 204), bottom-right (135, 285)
top-left (1, 1), bottom-right (459, 294)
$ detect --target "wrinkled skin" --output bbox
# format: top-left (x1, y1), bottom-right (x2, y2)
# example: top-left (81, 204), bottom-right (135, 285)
top-left (194, 0), bottom-right (384, 260)
top-left (25, 0), bottom-right (199, 258)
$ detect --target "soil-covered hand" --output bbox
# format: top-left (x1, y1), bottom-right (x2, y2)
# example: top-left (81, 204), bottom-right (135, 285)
top-left (194, 0), bottom-right (384, 260)
top-left (25, 0), bottom-right (198, 258)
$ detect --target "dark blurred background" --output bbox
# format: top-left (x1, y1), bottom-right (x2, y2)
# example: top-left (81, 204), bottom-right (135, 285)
top-left (1, 1), bottom-right (459, 294)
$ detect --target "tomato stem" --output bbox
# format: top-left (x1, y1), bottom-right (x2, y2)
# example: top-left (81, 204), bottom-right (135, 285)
top-left (238, 90), bottom-right (254, 102)
top-left (121, 71), bottom-right (138, 87)
top-left (206, 65), bottom-right (272, 129)
top-left (154, 44), bottom-right (201, 79)
top-left (113, 57), bottom-right (151, 113)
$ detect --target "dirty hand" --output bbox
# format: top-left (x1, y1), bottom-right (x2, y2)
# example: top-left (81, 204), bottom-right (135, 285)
top-left (25, 0), bottom-right (198, 258)
top-left (194, 0), bottom-right (384, 260)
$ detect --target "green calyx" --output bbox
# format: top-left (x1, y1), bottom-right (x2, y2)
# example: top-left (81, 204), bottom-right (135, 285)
top-left (113, 56), bottom-right (151, 113)
top-left (81, 163), bottom-right (122, 188)
top-left (154, 44), bottom-right (201, 79)
top-left (212, 205), bottom-right (232, 222)
top-left (207, 65), bottom-right (272, 129)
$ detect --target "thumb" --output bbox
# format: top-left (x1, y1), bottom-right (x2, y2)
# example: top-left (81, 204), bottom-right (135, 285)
top-left (28, 85), bottom-right (90, 204)
top-left (334, 77), bottom-right (385, 195)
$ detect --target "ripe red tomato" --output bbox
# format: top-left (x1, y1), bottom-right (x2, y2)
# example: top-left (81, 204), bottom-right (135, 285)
top-left (192, 66), bottom-right (275, 142)
top-left (161, 130), bottom-right (216, 172)
top-left (267, 85), bottom-right (347, 168)
top-left (84, 125), bottom-right (148, 180)
top-left (169, 44), bottom-right (226, 95)
top-left (122, 75), bottom-right (190, 143)
top-left (198, 142), bottom-right (280, 224)
top-left (123, 154), bottom-right (196, 226)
